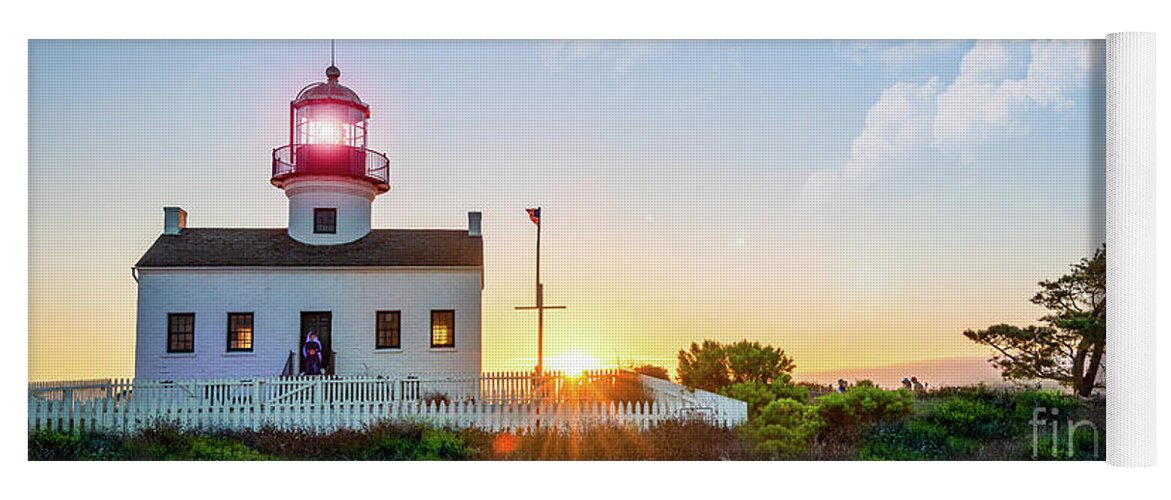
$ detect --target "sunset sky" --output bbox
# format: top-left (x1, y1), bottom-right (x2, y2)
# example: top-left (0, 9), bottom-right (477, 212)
top-left (29, 40), bottom-right (1104, 383)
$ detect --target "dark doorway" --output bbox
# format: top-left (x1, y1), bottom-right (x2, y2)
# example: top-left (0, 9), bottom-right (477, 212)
top-left (300, 312), bottom-right (332, 375)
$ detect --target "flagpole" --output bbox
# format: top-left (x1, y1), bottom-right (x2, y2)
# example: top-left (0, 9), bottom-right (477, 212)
top-left (535, 206), bottom-right (543, 375)
top-left (516, 207), bottom-right (563, 379)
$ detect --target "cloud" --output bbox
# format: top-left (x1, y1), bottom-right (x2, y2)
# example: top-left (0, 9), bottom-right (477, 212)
top-left (841, 77), bottom-right (940, 187)
top-left (807, 39), bottom-right (1100, 198)
top-left (798, 39), bottom-right (1101, 284)
top-left (933, 40), bottom-right (1100, 147)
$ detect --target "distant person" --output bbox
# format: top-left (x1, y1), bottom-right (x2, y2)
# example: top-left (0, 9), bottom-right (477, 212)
top-left (837, 379), bottom-right (848, 394)
top-left (303, 331), bottom-right (323, 376)
top-left (901, 378), bottom-right (913, 391)
top-left (911, 377), bottom-right (925, 392)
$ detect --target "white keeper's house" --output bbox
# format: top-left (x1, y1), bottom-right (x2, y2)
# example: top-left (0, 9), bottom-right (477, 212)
top-left (133, 64), bottom-right (483, 382)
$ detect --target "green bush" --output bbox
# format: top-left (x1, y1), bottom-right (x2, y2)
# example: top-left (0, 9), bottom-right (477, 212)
top-left (816, 385), bottom-right (915, 434)
top-left (418, 428), bottom-right (475, 460)
top-left (721, 380), bottom-right (813, 418)
top-left (28, 430), bottom-right (125, 460)
top-left (925, 397), bottom-right (1015, 440)
top-left (1012, 389), bottom-right (1079, 423)
top-left (742, 399), bottom-right (825, 459)
top-left (859, 419), bottom-right (984, 460)
top-left (859, 388), bottom-right (1097, 460)
top-left (771, 381), bottom-right (811, 403)
top-left (720, 382), bottom-right (778, 417)
top-left (187, 436), bottom-right (271, 460)
top-left (1034, 425), bottom-right (1103, 461)
top-left (339, 422), bottom-right (475, 460)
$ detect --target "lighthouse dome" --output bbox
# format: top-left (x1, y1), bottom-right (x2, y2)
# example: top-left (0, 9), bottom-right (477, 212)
top-left (295, 81), bottom-right (366, 108)
top-left (291, 65), bottom-right (371, 120)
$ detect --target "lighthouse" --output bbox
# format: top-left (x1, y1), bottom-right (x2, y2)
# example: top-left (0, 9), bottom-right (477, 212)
top-left (271, 64), bottom-right (391, 245)
top-left (133, 57), bottom-right (483, 382)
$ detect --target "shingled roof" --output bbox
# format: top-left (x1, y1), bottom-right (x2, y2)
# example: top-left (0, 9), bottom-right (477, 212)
top-left (136, 228), bottom-right (482, 268)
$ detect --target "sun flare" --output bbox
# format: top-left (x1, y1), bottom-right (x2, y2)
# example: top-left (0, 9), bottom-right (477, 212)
top-left (545, 351), bottom-right (605, 377)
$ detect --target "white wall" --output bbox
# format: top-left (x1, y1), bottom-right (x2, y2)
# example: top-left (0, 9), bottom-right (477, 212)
top-left (134, 267), bottom-right (482, 381)
top-left (284, 176), bottom-right (377, 245)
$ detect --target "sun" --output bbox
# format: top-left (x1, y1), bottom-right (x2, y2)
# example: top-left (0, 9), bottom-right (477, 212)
top-left (546, 351), bottom-right (605, 377)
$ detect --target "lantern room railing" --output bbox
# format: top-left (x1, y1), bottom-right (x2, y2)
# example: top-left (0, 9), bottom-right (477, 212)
top-left (272, 144), bottom-right (390, 193)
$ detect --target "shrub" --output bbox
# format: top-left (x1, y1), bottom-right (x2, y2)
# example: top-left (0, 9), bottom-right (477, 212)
top-left (630, 364), bottom-right (670, 380)
top-left (816, 385), bottom-right (915, 435)
top-left (124, 422), bottom-right (192, 459)
top-left (1012, 389), bottom-right (1079, 423)
top-left (28, 430), bottom-right (125, 460)
top-left (742, 399), bottom-right (825, 459)
top-left (721, 380), bottom-right (813, 418)
top-left (1034, 426), bottom-right (1103, 461)
top-left (720, 382), bottom-right (777, 417)
top-left (187, 436), bottom-right (271, 460)
top-left (341, 422), bottom-right (474, 460)
top-left (859, 420), bottom-right (964, 460)
top-left (771, 380), bottom-right (811, 404)
top-left (596, 373), bottom-right (653, 403)
top-left (422, 392), bottom-right (450, 406)
top-left (925, 397), bottom-right (1015, 440)
top-left (859, 388), bottom-right (1094, 460)
top-left (559, 372), bottom-right (652, 403)
top-left (470, 421), bottom-right (752, 460)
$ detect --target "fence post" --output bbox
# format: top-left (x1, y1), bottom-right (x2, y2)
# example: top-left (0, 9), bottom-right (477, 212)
top-left (61, 388), bottom-right (74, 430)
top-left (252, 379), bottom-right (262, 412)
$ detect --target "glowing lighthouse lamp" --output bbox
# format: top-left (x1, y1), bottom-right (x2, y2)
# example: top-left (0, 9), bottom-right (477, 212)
top-left (271, 64), bottom-right (391, 245)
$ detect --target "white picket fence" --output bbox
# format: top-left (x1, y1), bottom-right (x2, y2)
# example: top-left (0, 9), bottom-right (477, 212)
top-left (28, 371), bottom-right (747, 434)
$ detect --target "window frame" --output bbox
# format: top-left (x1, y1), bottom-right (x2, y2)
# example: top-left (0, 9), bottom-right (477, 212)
top-left (313, 208), bottom-right (337, 234)
top-left (167, 313), bottom-right (195, 353)
top-left (375, 310), bottom-right (402, 350)
top-left (226, 312), bottom-right (255, 352)
top-left (430, 310), bottom-right (456, 348)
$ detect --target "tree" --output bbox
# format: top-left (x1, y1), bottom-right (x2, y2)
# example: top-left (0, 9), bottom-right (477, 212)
top-left (964, 246), bottom-right (1106, 397)
top-left (629, 364), bottom-right (670, 380)
top-left (676, 339), bottom-right (796, 392)
top-left (725, 340), bottom-right (796, 385)
top-left (676, 340), bottom-right (731, 392)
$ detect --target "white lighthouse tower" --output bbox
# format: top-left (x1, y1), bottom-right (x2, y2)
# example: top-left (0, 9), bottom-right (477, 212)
top-left (271, 64), bottom-right (391, 245)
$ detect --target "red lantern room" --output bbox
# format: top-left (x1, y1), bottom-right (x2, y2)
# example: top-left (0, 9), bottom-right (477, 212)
top-left (271, 65), bottom-right (390, 193)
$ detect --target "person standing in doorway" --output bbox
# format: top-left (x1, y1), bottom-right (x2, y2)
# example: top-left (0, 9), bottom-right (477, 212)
top-left (303, 331), bottom-right (323, 376)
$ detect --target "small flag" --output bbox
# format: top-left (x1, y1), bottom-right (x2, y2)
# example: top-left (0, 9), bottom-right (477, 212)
top-left (526, 207), bottom-right (541, 226)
